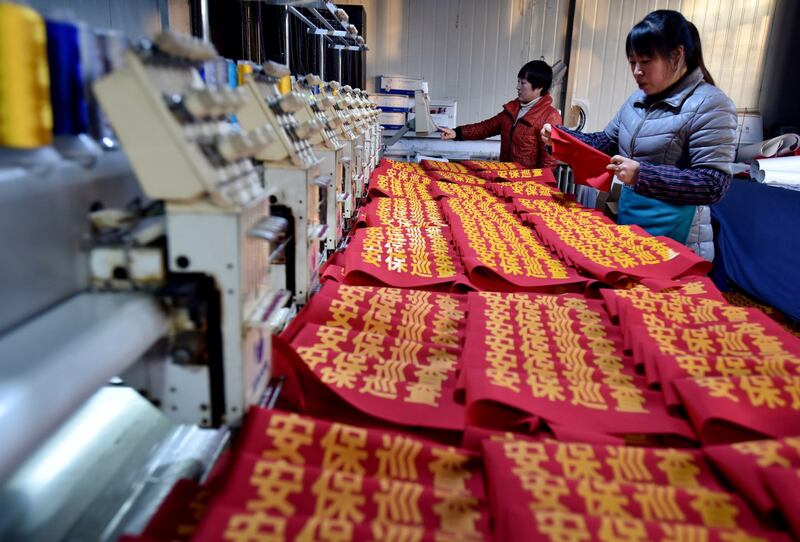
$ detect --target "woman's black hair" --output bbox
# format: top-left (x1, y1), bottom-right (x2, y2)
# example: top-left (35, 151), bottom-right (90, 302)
top-left (517, 60), bottom-right (553, 94)
top-left (687, 21), bottom-right (715, 86)
top-left (625, 10), bottom-right (715, 85)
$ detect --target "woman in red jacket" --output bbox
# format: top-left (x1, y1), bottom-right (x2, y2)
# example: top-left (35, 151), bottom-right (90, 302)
top-left (439, 60), bottom-right (561, 168)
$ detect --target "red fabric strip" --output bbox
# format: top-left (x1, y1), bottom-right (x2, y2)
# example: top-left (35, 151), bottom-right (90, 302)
top-left (482, 439), bottom-right (765, 532)
top-left (674, 376), bottom-right (800, 443)
top-left (705, 437), bottom-right (800, 516)
top-left (289, 323), bottom-right (465, 431)
top-left (420, 159), bottom-right (471, 174)
top-left (461, 160), bottom-right (525, 171)
top-left (428, 170), bottom-right (489, 186)
top-left (477, 167), bottom-right (557, 184)
top-left (342, 226), bottom-right (466, 290)
top-left (462, 291), bottom-right (695, 441)
top-left (354, 197), bottom-right (447, 228)
top-left (236, 407), bottom-right (484, 496)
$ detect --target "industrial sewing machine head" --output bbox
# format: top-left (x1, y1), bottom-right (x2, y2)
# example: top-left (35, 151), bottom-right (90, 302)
top-left (93, 30), bottom-right (294, 427)
top-left (319, 81), bottom-right (365, 223)
top-left (291, 73), bottom-right (348, 253)
top-left (234, 62), bottom-right (331, 303)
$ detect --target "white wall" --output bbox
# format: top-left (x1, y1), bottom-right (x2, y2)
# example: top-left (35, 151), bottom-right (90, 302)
top-left (567, 0), bottom-right (776, 131)
top-left (339, 0), bottom-right (571, 125)
top-left (345, 0), bottom-right (776, 131)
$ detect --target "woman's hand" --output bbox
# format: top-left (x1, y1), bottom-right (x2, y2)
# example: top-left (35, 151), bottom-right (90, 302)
top-left (607, 155), bottom-right (640, 185)
top-left (439, 127), bottom-right (456, 140)
top-left (540, 123), bottom-right (553, 146)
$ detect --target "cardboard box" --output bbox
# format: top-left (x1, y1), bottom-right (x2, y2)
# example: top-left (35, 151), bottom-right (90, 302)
top-left (379, 111), bottom-right (407, 129)
top-left (369, 93), bottom-right (412, 112)
top-left (379, 75), bottom-right (428, 96)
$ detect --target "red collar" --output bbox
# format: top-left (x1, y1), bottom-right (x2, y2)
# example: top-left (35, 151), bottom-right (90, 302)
top-left (503, 94), bottom-right (553, 123)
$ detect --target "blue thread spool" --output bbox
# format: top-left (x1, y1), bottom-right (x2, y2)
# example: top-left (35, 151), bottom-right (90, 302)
top-left (227, 59), bottom-right (238, 88)
top-left (46, 19), bottom-right (88, 135)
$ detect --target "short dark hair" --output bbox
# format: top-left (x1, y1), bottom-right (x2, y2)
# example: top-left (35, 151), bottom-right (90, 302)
top-left (517, 60), bottom-right (553, 94)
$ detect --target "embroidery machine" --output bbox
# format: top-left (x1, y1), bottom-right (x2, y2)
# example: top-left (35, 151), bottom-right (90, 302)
top-left (340, 84), bottom-right (381, 202)
top-left (235, 61), bottom-right (327, 304)
top-left (0, 28), bottom-right (283, 541)
top-left (89, 31), bottom-right (294, 430)
top-left (0, 14), bottom-right (373, 541)
top-left (291, 73), bottom-right (346, 253)
top-left (322, 81), bottom-right (370, 223)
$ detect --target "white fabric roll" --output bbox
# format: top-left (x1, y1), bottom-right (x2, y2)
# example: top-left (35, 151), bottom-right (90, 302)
top-left (762, 170), bottom-right (800, 185)
top-left (736, 133), bottom-right (800, 162)
top-left (751, 156), bottom-right (800, 183)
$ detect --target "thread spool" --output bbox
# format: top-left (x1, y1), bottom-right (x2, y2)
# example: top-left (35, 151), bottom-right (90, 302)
top-left (46, 18), bottom-right (89, 136)
top-left (237, 61), bottom-right (253, 86)
top-left (0, 3), bottom-right (53, 148)
top-left (278, 75), bottom-right (292, 96)
top-left (226, 59), bottom-right (238, 88)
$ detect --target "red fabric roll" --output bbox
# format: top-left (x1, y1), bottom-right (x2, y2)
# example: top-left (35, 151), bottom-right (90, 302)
top-left (479, 438), bottom-right (721, 489)
top-left (490, 179), bottom-right (562, 200)
top-left (192, 507), bottom-right (446, 542)
top-left (656, 351), bottom-right (800, 410)
top-left (280, 282), bottom-right (467, 349)
top-left (428, 180), bottom-right (495, 200)
top-left (513, 196), bottom-right (712, 285)
top-left (374, 158), bottom-right (427, 174)
top-left (605, 290), bottom-right (754, 331)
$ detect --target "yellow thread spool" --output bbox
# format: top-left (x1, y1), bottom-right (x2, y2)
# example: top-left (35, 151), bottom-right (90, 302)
top-left (0, 3), bottom-right (53, 148)
top-left (236, 62), bottom-right (253, 86)
top-left (278, 74), bottom-right (291, 95)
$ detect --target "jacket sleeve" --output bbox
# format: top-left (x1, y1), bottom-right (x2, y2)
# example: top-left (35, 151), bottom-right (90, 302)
top-left (634, 163), bottom-right (732, 205)
top-left (456, 110), bottom-right (505, 141)
top-left (687, 92), bottom-right (738, 174)
top-left (539, 109), bottom-right (562, 169)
